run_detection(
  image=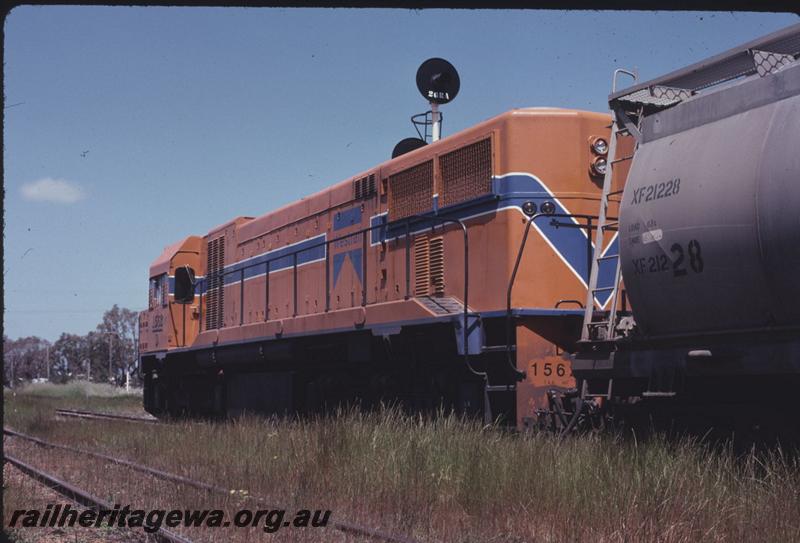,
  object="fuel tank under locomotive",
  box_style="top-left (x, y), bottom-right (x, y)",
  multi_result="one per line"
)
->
top-left (619, 62), bottom-right (800, 337)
